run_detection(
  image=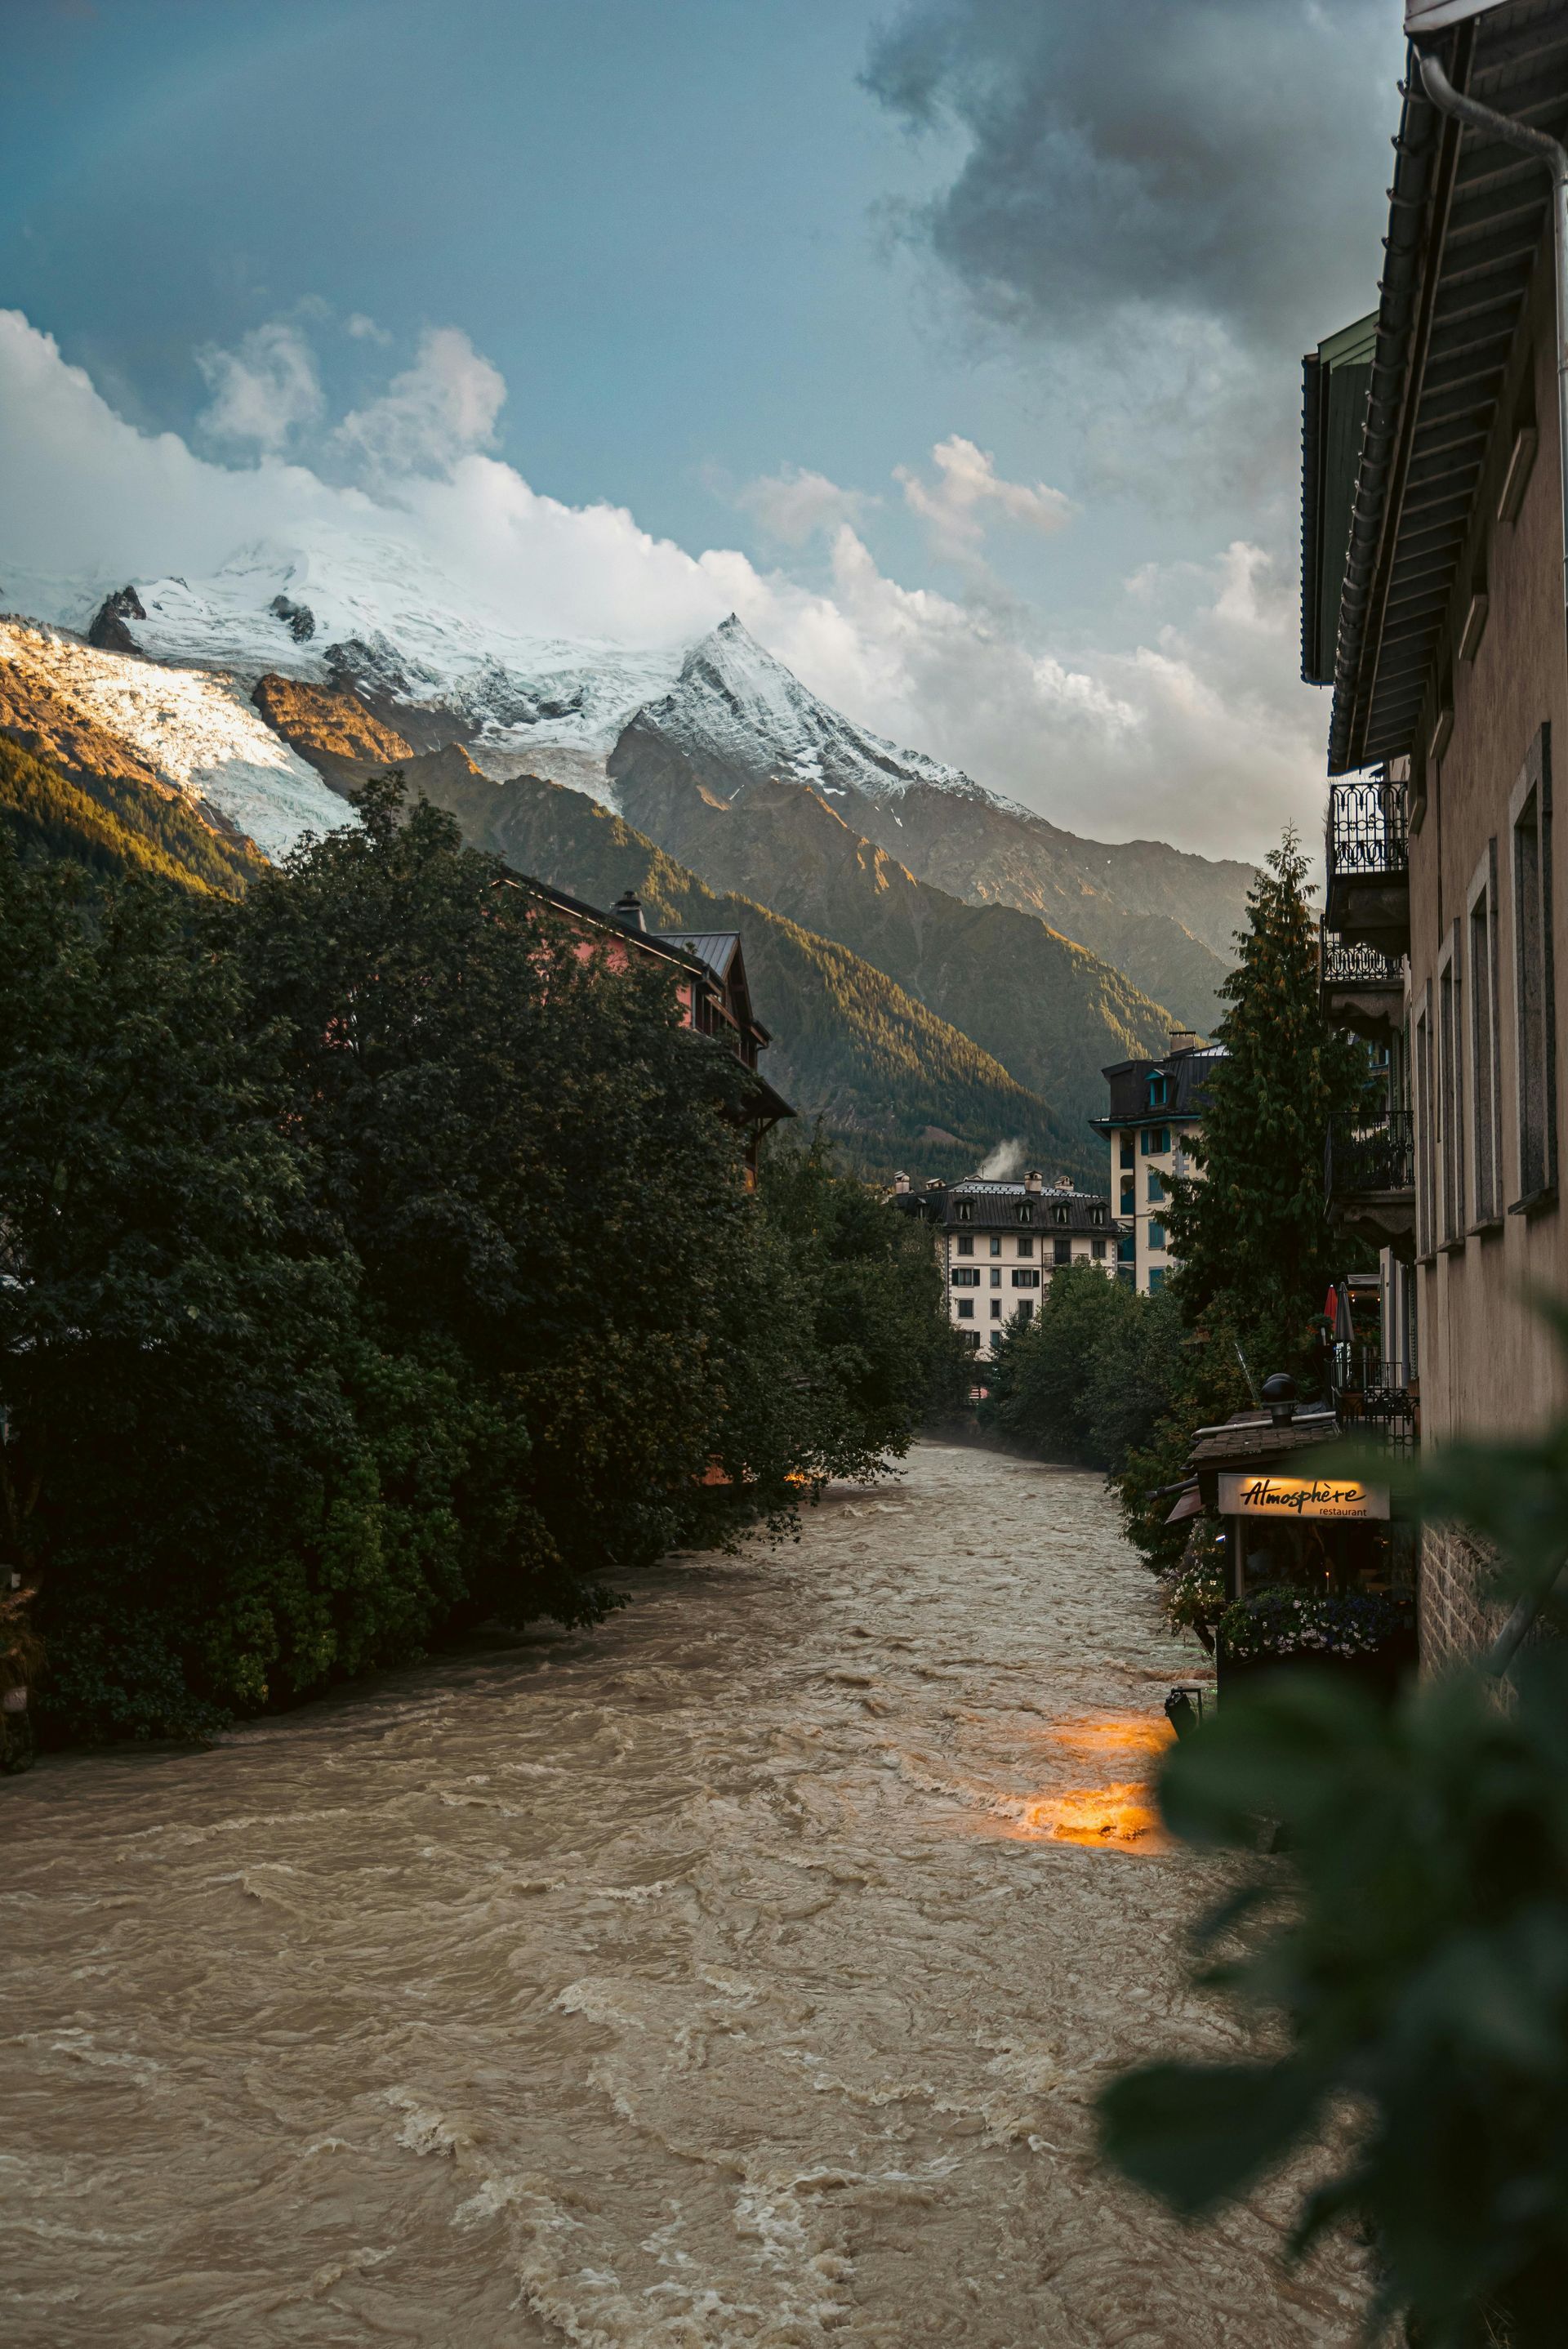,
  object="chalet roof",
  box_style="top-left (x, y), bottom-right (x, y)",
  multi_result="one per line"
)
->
top-left (656, 930), bottom-right (742, 979)
top-left (652, 929), bottom-right (770, 1045)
